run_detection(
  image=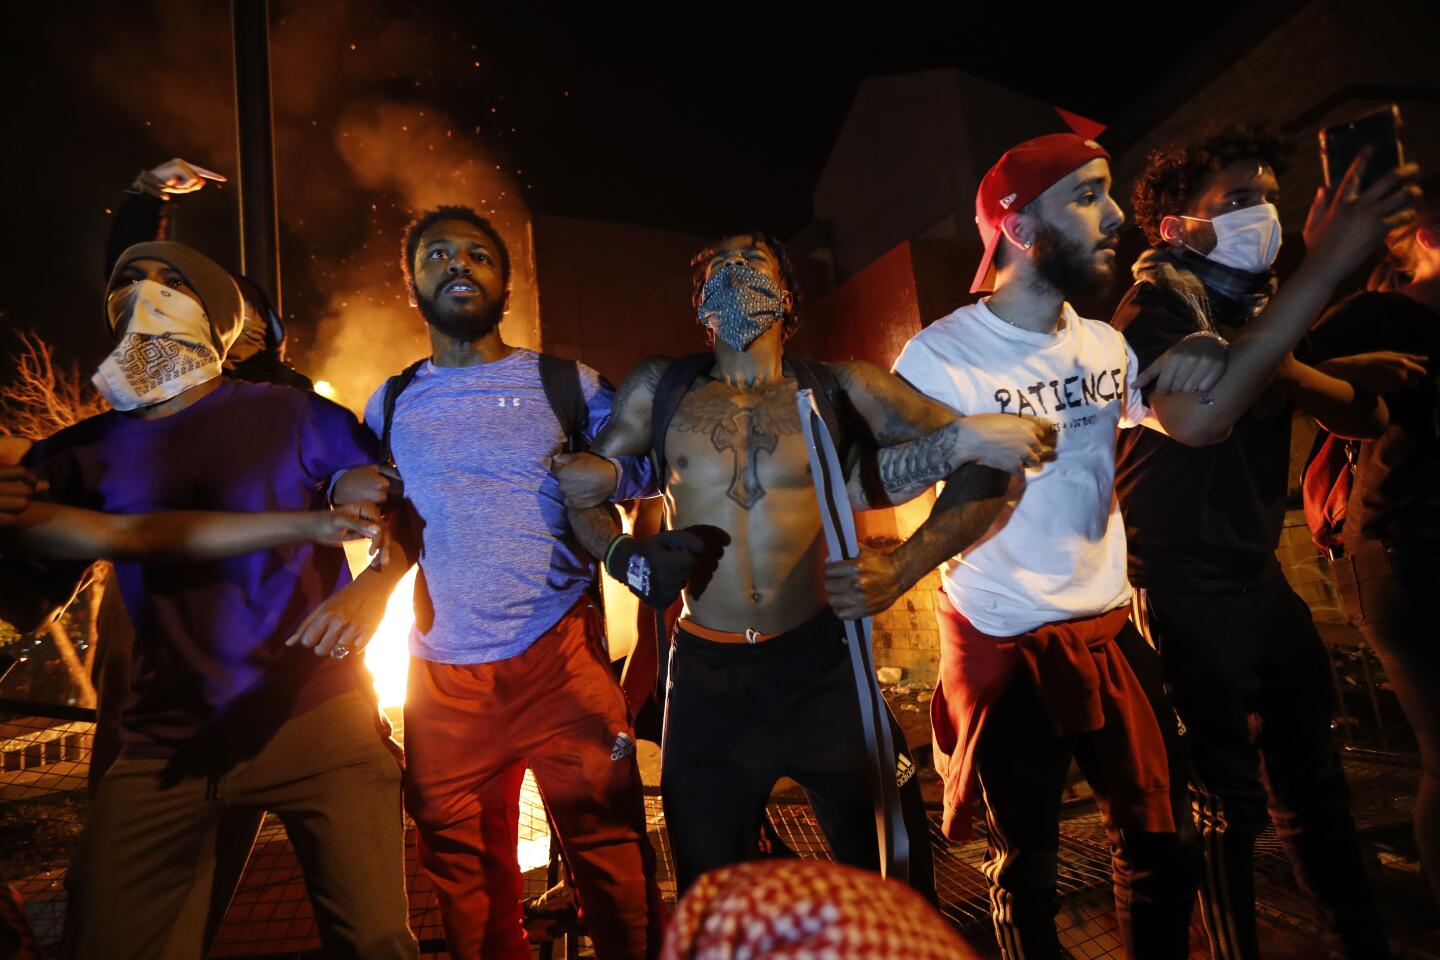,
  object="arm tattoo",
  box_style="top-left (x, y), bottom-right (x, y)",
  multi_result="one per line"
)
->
top-left (671, 382), bottom-right (801, 509)
top-left (590, 356), bottom-right (668, 458)
top-left (852, 418), bottom-right (970, 508)
top-left (832, 361), bottom-right (952, 447)
top-left (568, 502), bottom-right (623, 562)
top-left (888, 463), bottom-right (1009, 591)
